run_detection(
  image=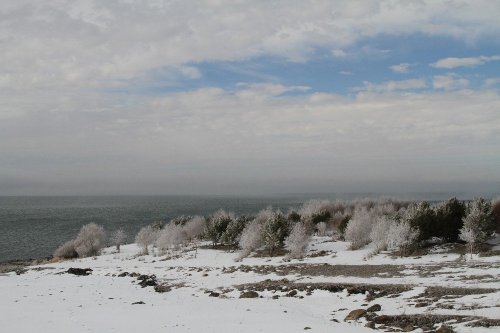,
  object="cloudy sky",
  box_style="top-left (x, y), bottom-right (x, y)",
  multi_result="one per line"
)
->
top-left (1, 0), bottom-right (499, 196)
